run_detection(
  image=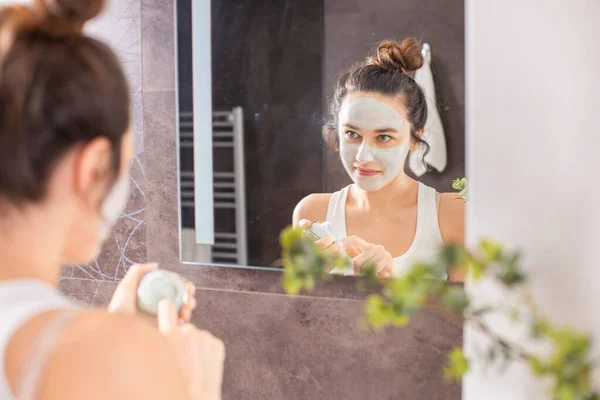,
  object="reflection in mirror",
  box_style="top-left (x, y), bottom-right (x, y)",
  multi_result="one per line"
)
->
top-left (177, 0), bottom-right (466, 280)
